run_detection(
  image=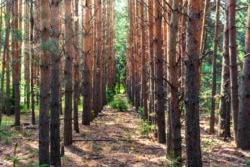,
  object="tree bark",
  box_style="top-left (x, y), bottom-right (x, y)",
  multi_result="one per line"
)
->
top-left (12, 0), bottom-right (21, 126)
top-left (184, 0), bottom-right (202, 166)
top-left (228, 0), bottom-right (238, 141)
top-left (82, 0), bottom-right (93, 125)
top-left (64, 0), bottom-right (73, 146)
top-left (154, 0), bottom-right (166, 144)
top-left (219, 2), bottom-right (231, 139)
top-left (39, 0), bottom-right (50, 165)
top-left (167, 0), bottom-right (182, 163)
top-left (50, 0), bottom-right (61, 166)
top-left (237, 4), bottom-right (250, 150)
top-left (210, 0), bottom-right (220, 134)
